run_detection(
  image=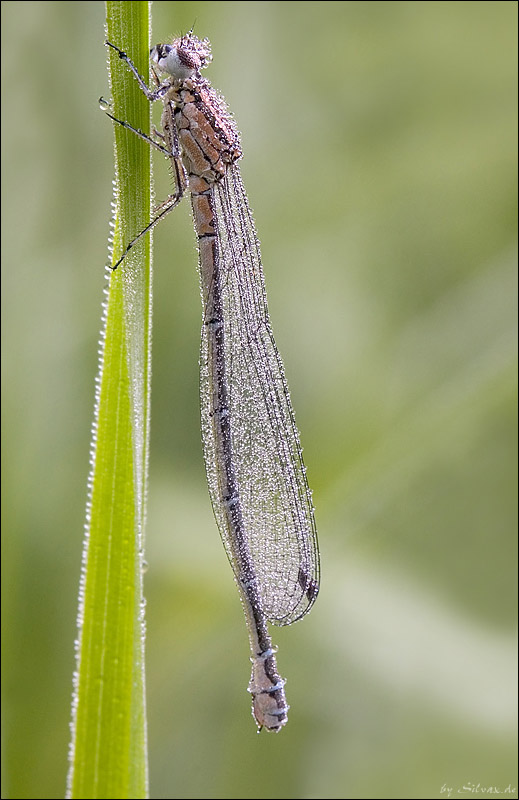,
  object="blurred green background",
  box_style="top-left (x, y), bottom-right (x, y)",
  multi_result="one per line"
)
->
top-left (1, 1), bottom-right (517, 798)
